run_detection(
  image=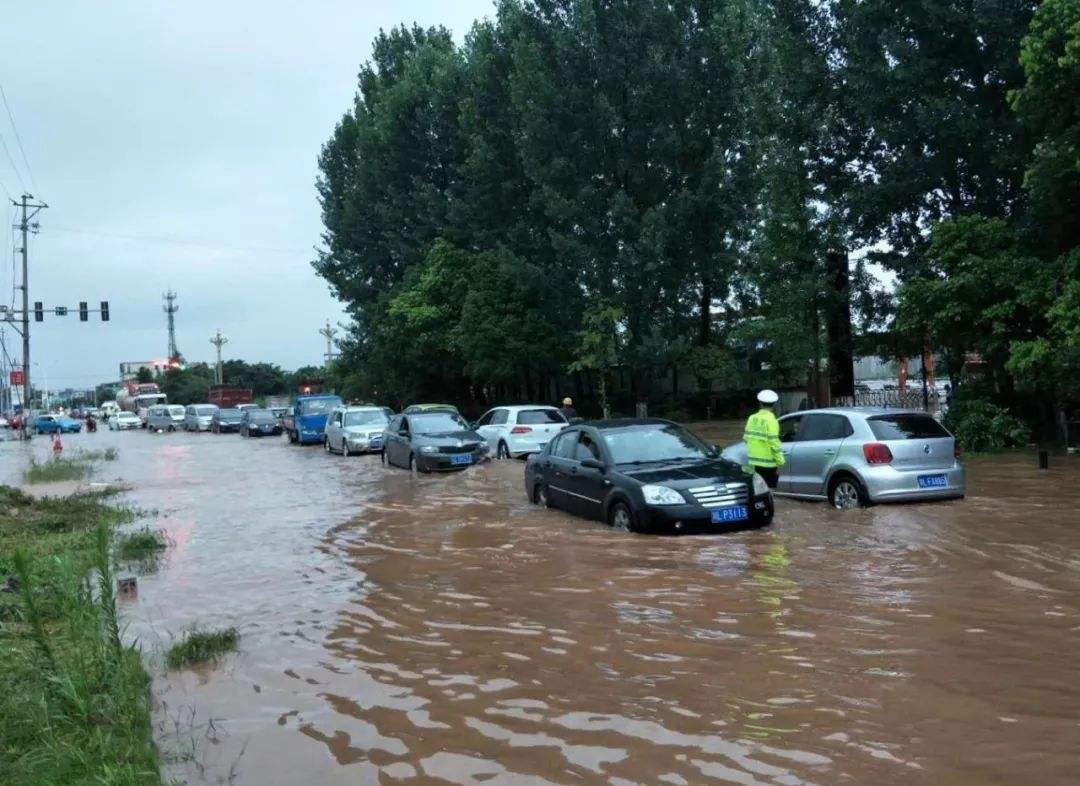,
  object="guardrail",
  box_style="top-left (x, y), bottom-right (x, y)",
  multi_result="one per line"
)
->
top-left (834, 389), bottom-right (942, 411)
